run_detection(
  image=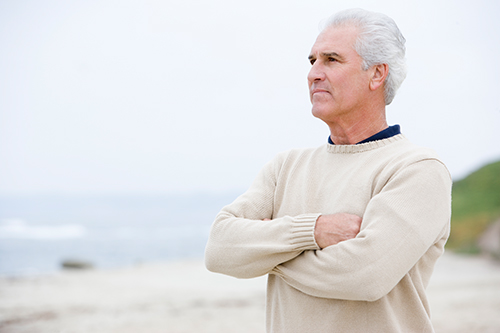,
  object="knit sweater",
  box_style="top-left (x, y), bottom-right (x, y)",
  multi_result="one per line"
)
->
top-left (205, 134), bottom-right (452, 333)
